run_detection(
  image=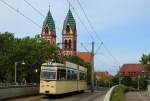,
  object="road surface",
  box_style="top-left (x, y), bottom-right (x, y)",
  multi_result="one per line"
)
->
top-left (125, 91), bottom-right (150, 101)
top-left (7, 90), bottom-right (106, 101)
